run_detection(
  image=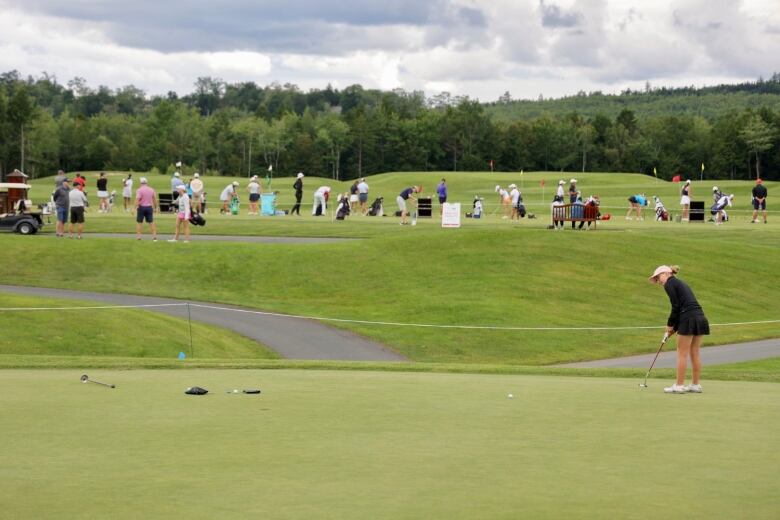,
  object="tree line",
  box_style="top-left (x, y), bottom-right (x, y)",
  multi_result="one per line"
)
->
top-left (0, 70), bottom-right (778, 181)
